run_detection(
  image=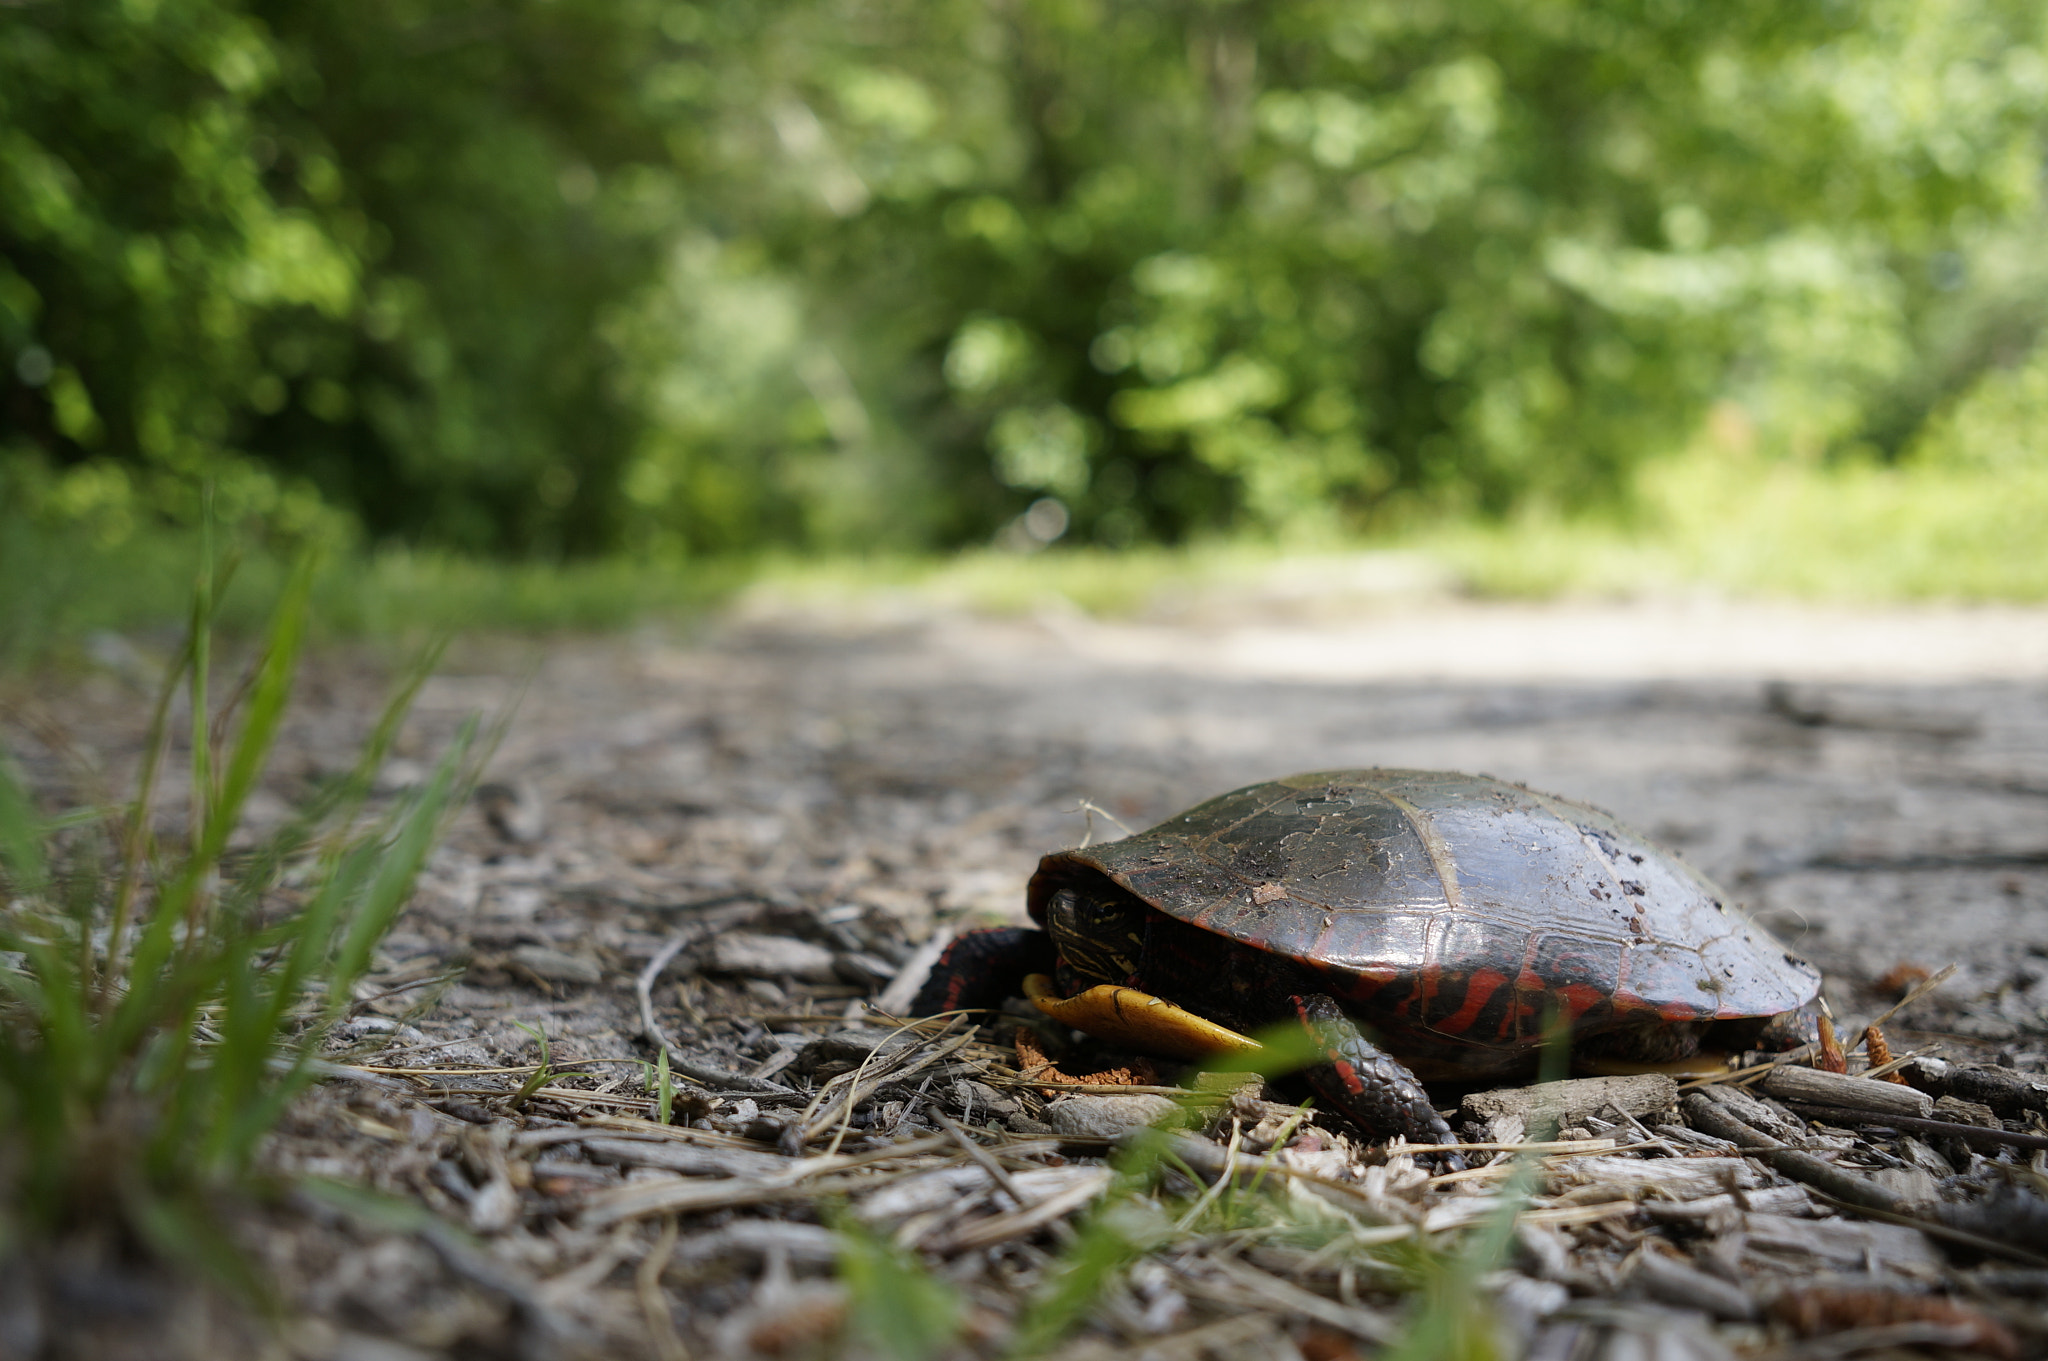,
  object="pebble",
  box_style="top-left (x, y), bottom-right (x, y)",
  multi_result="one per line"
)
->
top-left (509, 945), bottom-right (602, 985)
top-left (706, 932), bottom-right (841, 983)
top-left (1044, 1093), bottom-right (1180, 1139)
